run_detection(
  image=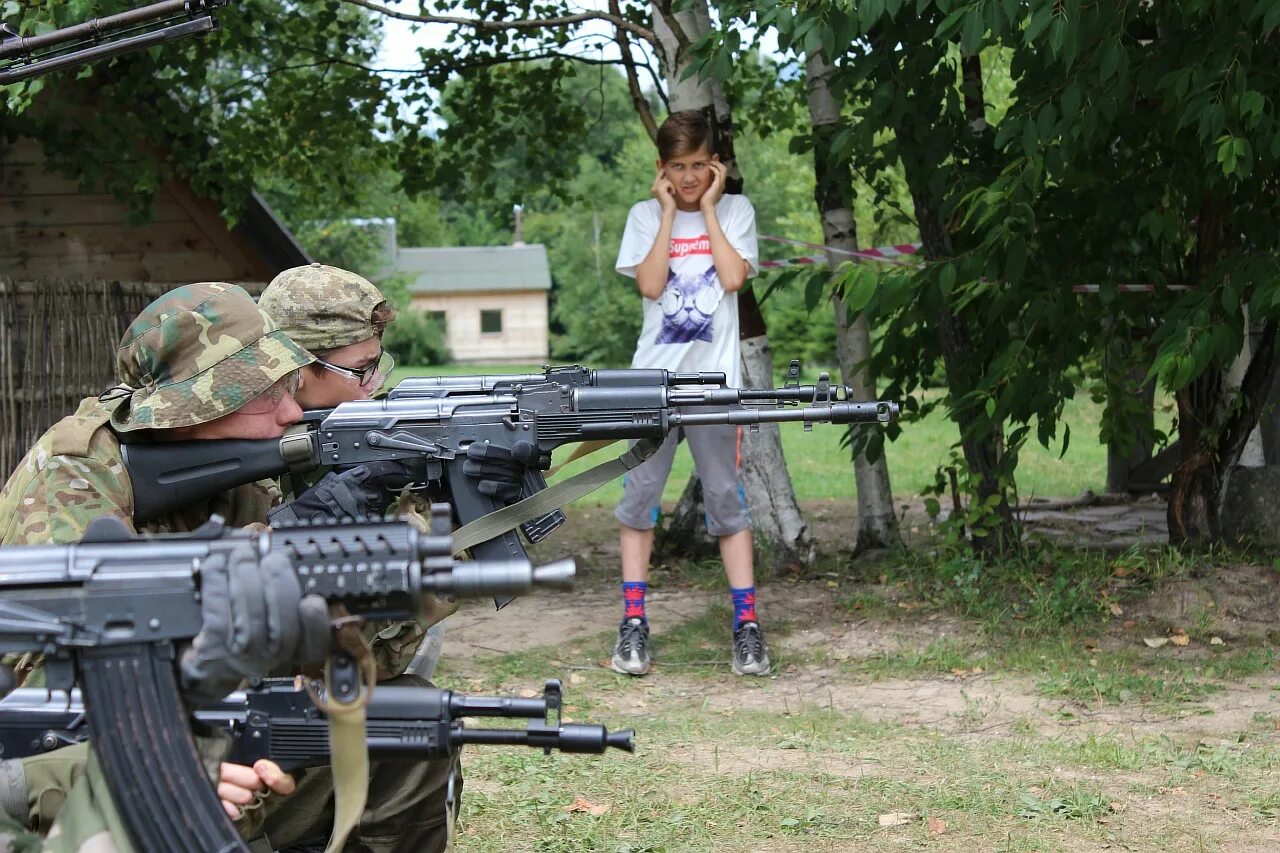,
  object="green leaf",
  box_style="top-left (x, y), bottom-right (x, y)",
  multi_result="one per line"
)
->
top-left (1266, 1), bottom-right (1280, 31)
top-left (1099, 41), bottom-right (1120, 80)
top-left (961, 11), bottom-right (986, 54)
top-left (985, 397), bottom-right (996, 418)
top-left (934, 7), bottom-right (968, 39)
top-left (940, 263), bottom-right (957, 296)
top-left (1061, 84), bottom-right (1082, 117)
top-left (1048, 19), bottom-right (1066, 56)
top-left (804, 272), bottom-right (827, 311)
top-left (1004, 235), bottom-right (1027, 282)
top-left (1025, 5), bottom-right (1052, 43)
top-left (846, 268), bottom-right (879, 312)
